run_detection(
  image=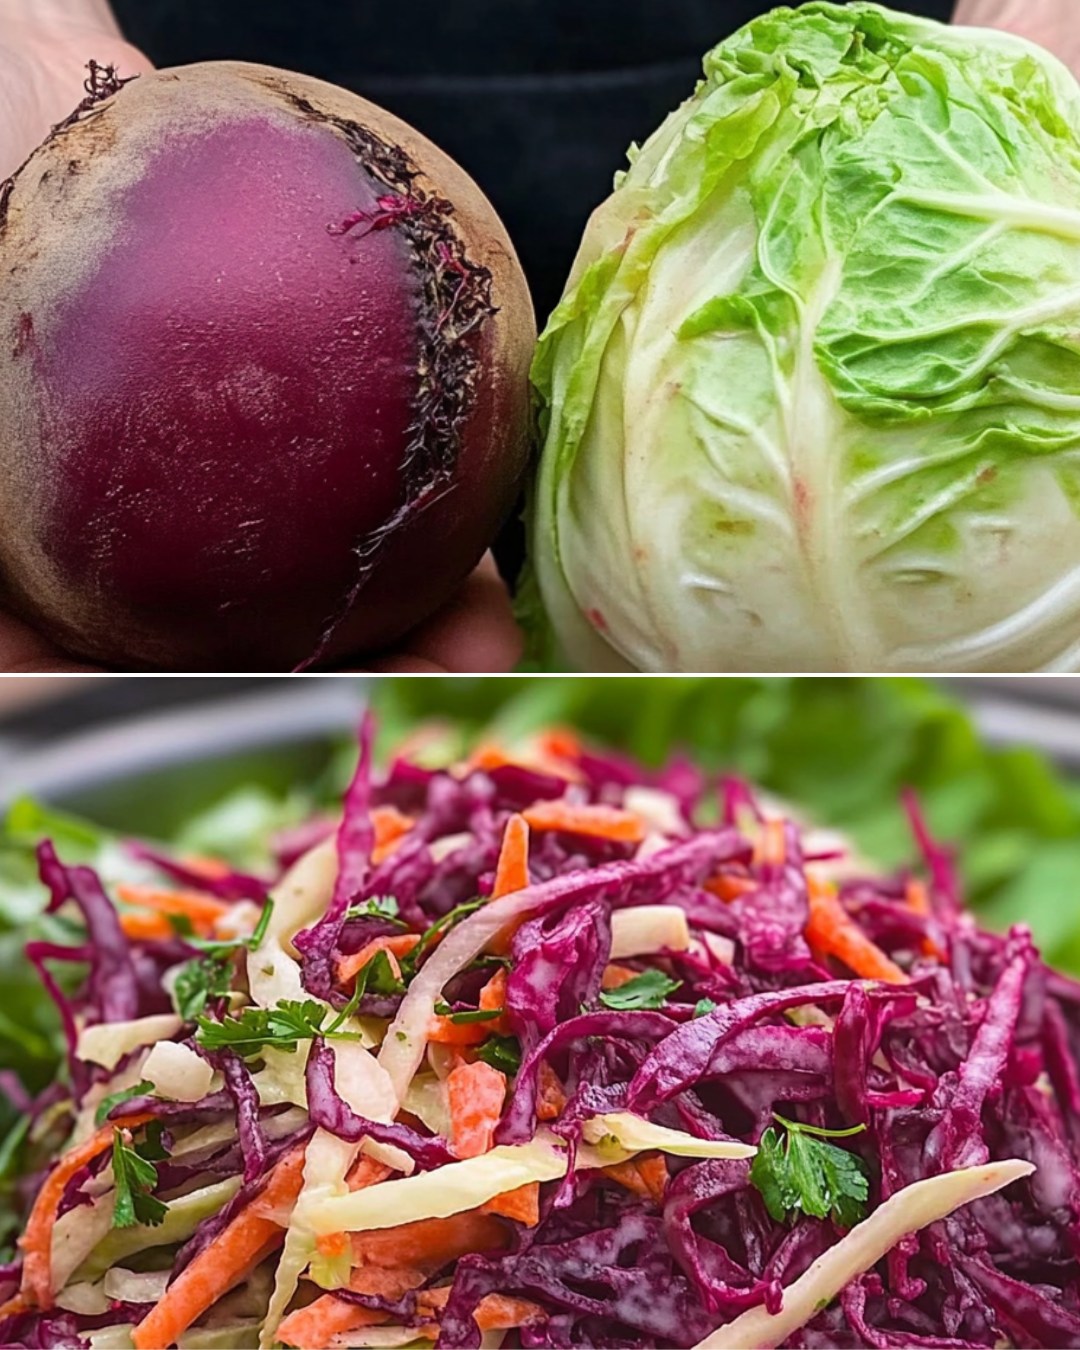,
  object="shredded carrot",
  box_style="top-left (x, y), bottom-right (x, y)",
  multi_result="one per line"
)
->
top-left (905, 879), bottom-right (946, 961)
top-left (418, 1286), bottom-right (545, 1331)
top-left (115, 884), bottom-right (230, 933)
top-left (536, 1061), bottom-right (568, 1121)
top-left (346, 1155), bottom-right (393, 1190)
top-left (492, 814), bottom-right (530, 899)
top-left (754, 818), bottom-right (787, 866)
top-left (704, 872), bottom-right (758, 902)
top-left (337, 933), bottom-right (420, 987)
top-left (0, 1294), bottom-right (26, 1320)
top-left (118, 911), bottom-right (176, 941)
top-left (447, 1061), bottom-right (507, 1159)
top-left (180, 854), bottom-right (230, 880)
top-left (481, 1181), bottom-right (541, 1226)
top-left (315, 1232), bottom-right (349, 1260)
top-left (131, 1145), bottom-right (307, 1350)
top-left (522, 801), bottom-right (645, 843)
top-left (428, 968), bottom-right (506, 1045)
top-left (278, 1265), bottom-right (425, 1349)
top-left (18, 1113), bottom-right (154, 1310)
top-left (535, 728), bottom-right (581, 764)
top-left (601, 1154), bottom-right (669, 1204)
top-left (806, 878), bottom-right (909, 985)
top-left (350, 1210), bottom-right (508, 1271)
top-left (371, 805), bottom-right (415, 864)
top-left (601, 962), bottom-right (640, 990)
